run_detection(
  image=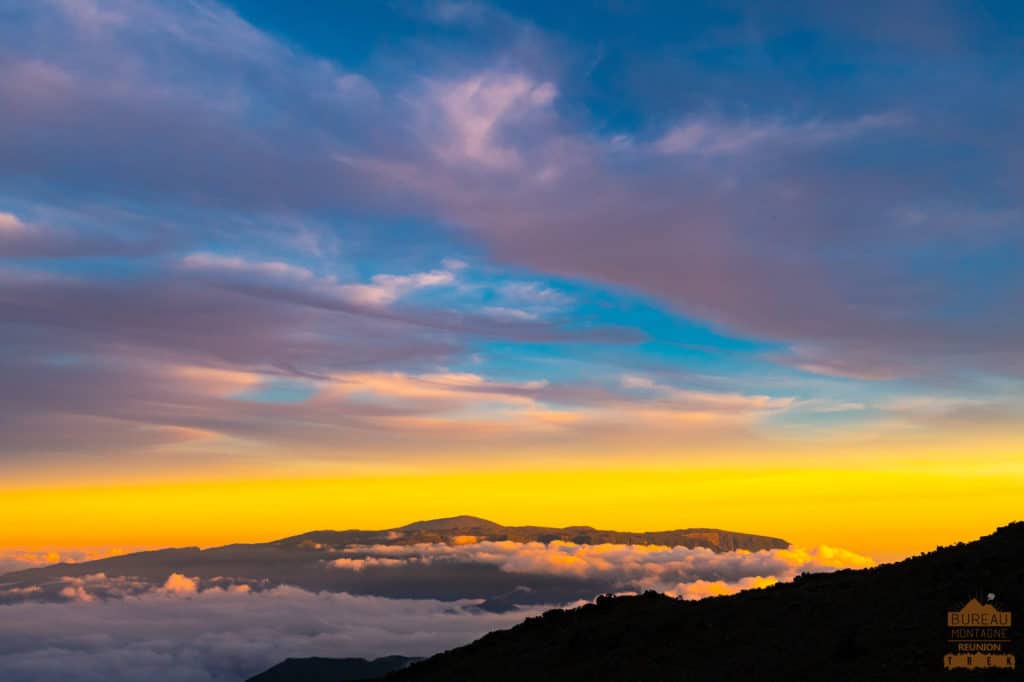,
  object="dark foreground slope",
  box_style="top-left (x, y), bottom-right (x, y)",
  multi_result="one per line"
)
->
top-left (247, 656), bottom-right (419, 682)
top-left (390, 522), bottom-right (1024, 682)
